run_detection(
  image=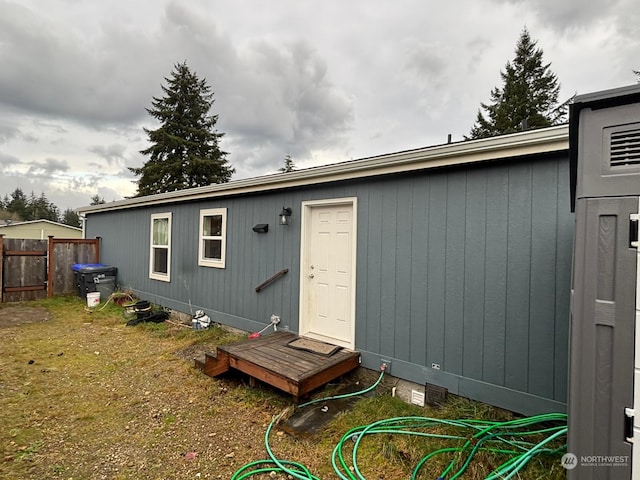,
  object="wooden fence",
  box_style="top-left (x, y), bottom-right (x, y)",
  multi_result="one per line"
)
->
top-left (0, 235), bottom-right (100, 302)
